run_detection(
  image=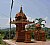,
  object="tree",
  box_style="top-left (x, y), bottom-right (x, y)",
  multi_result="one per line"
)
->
top-left (35, 18), bottom-right (46, 27)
